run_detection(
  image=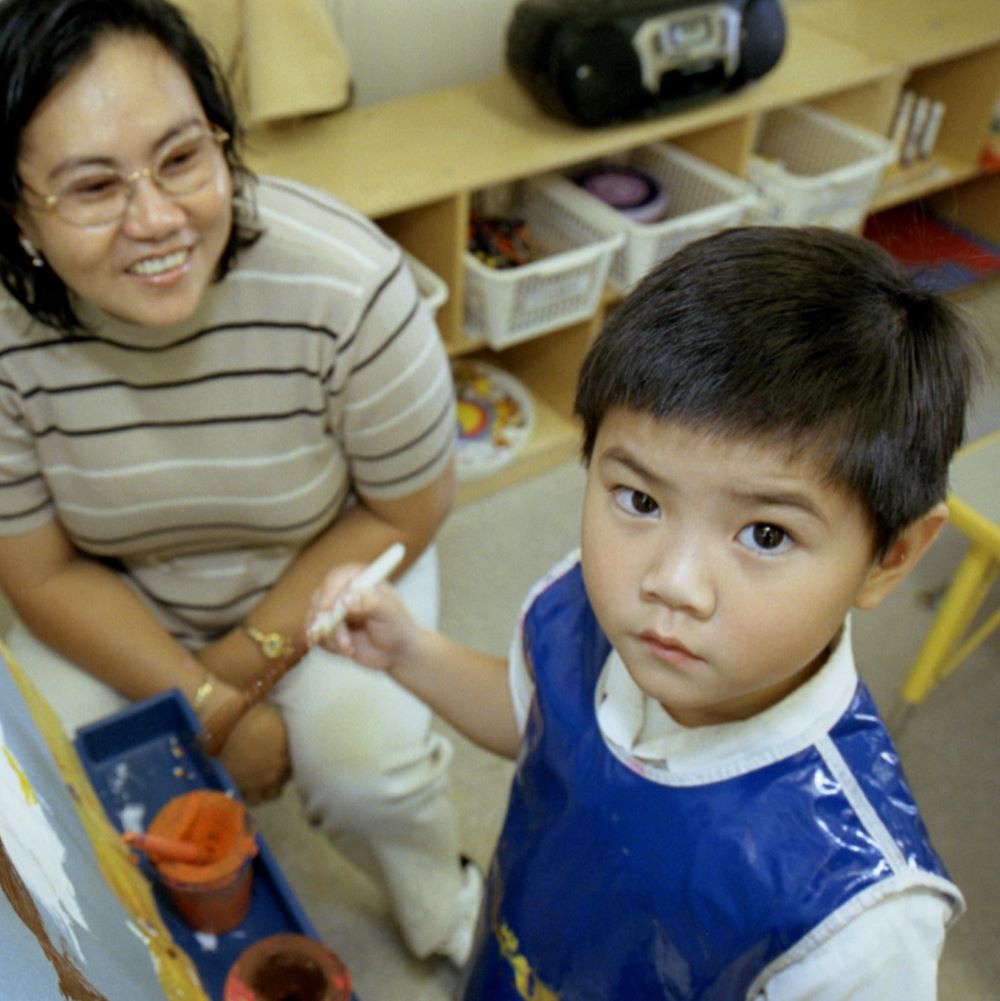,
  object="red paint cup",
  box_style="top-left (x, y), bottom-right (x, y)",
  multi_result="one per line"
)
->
top-left (146, 790), bottom-right (258, 934)
top-left (223, 934), bottom-right (352, 1001)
